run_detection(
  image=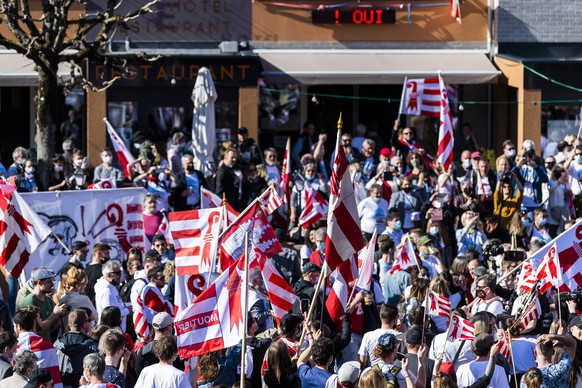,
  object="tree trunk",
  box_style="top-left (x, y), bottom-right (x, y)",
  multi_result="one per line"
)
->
top-left (34, 67), bottom-right (60, 174)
